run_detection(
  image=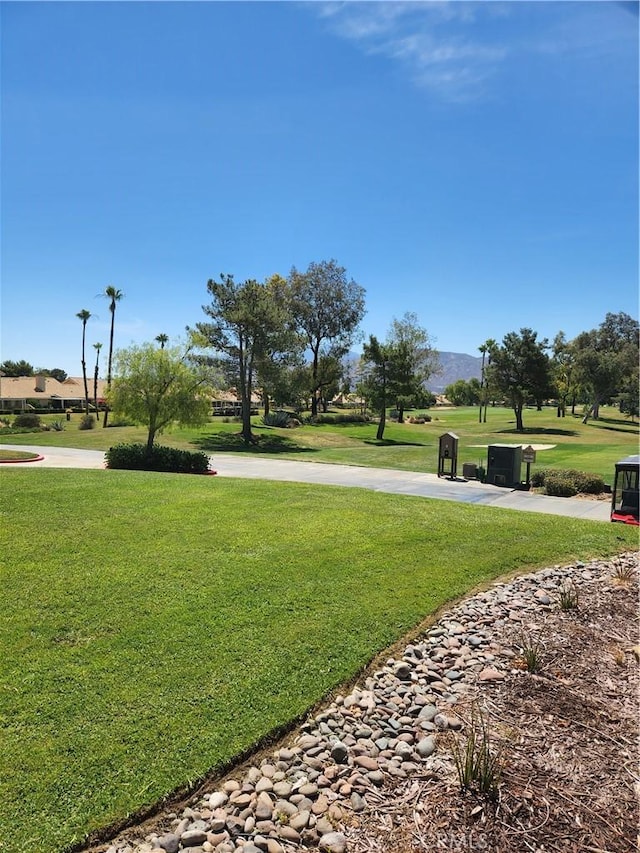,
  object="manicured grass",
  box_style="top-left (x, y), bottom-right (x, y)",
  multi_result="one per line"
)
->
top-left (4, 405), bottom-right (636, 481)
top-left (1, 468), bottom-right (636, 853)
top-left (0, 449), bottom-right (40, 461)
